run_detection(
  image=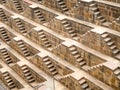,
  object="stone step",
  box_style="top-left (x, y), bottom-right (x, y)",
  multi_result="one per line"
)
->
top-left (70, 33), bottom-right (77, 37)
top-left (28, 78), bottom-right (35, 83)
top-left (115, 53), bottom-right (120, 60)
top-left (114, 69), bottom-right (120, 75)
top-left (64, 23), bottom-right (70, 27)
top-left (76, 58), bottom-right (84, 62)
top-left (26, 75), bottom-right (33, 80)
top-left (24, 72), bottom-right (31, 76)
top-left (4, 76), bottom-right (10, 80)
top-left (92, 7), bottom-right (98, 11)
top-left (40, 34), bottom-right (46, 38)
top-left (21, 48), bottom-right (28, 51)
top-left (58, 1), bottom-right (64, 5)
top-left (79, 61), bottom-right (86, 66)
top-left (49, 67), bottom-right (56, 72)
top-left (21, 66), bottom-right (28, 70)
top-left (68, 30), bottom-right (75, 34)
top-left (23, 69), bottom-right (29, 74)
top-left (47, 64), bottom-right (54, 69)
top-left (110, 45), bottom-right (117, 50)
top-left (43, 57), bottom-right (49, 62)
top-left (24, 52), bottom-right (31, 57)
top-left (107, 41), bottom-right (114, 46)
top-left (104, 37), bottom-right (111, 42)
top-left (69, 46), bottom-right (76, 51)
top-left (0, 49), bottom-right (7, 53)
top-left (19, 26), bottom-right (25, 30)
top-left (52, 70), bottom-right (58, 75)
top-left (44, 40), bottom-right (50, 44)
top-left (81, 83), bottom-right (89, 89)
top-left (17, 41), bottom-right (24, 45)
top-left (3, 54), bottom-right (10, 58)
top-left (79, 79), bottom-right (86, 85)
top-left (18, 44), bottom-right (25, 48)
top-left (45, 61), bottom-right (52, 65)
top-left (7, 82), bottom-right (15, 88)
top-left (94, 11), bottom-right (100, 16)
top-left (61, 5), bottom-right (67, 8)
top-left (71, 51), bottom-right (79, 55)
top-left (113, 49), bottom-right (119, 55)
top-left (62, 20), bottom-right (67, 24)
top-left (45, 43), bottom-right (52, 48)
top-left (38, 15), bottom-right (44, 19)
top-left (100, 18), bottom-right (106, 23)
top-left (34, 10), bottom-right (40, 14)
top-left (3, 72), bottom-right (9, 77)
top-left (65, 27), bottom-right (72, 30)
top-left (74, 54), bottom-right (80, 59)
top-left (38, 31), bottom-right (44, 35)
top-left (117, 75), bottom-right (120, 80)
top-left (89, 3), bottom-right (97, 7)
top-left (6, 79), bottom-right (12, 83)
top-left (97, 16), bottom-right (103, 19)
top-left (101, 33), bottom-right (108, 38)
top-left (5, 57), bottom-right (11, 61)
